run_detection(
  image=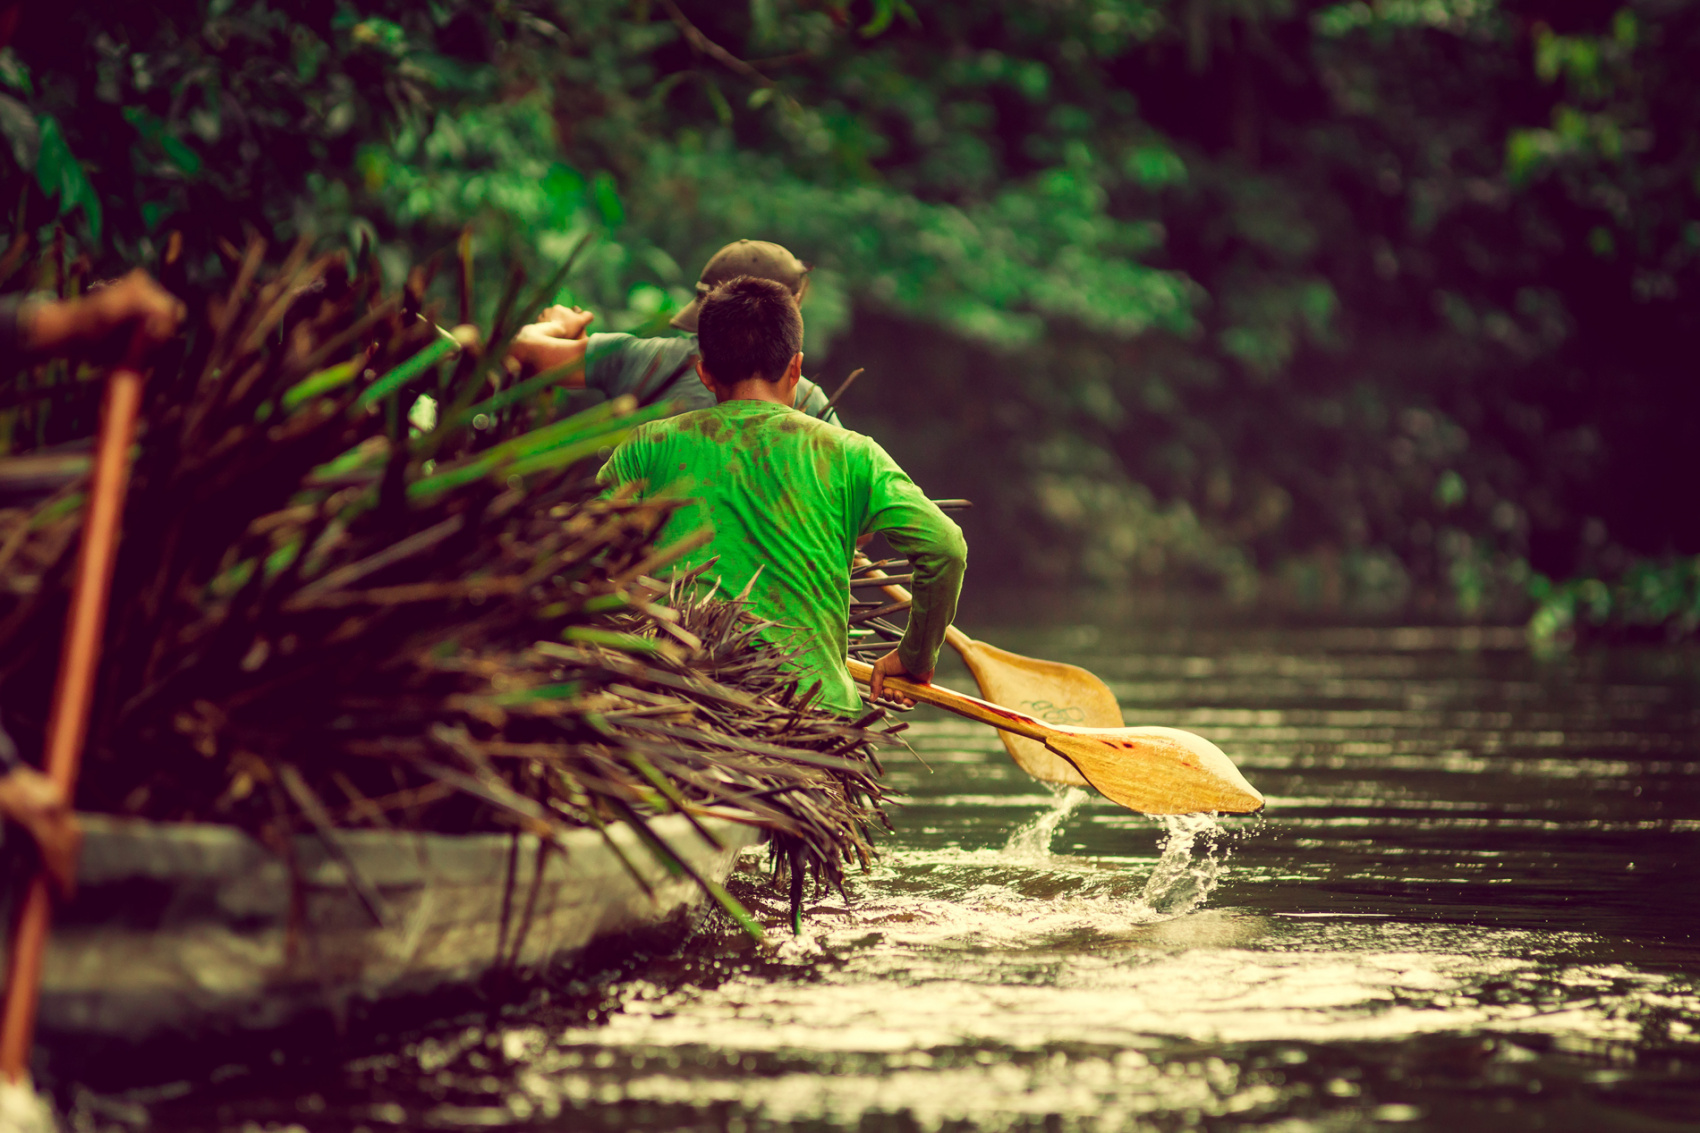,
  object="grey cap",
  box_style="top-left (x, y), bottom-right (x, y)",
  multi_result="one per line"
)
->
top-left (669, 240), bottom-right (810, 332)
